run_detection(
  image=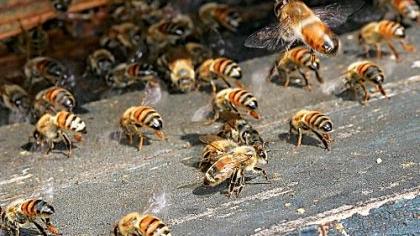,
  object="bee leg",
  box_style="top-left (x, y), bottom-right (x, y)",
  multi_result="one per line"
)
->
top-left (314, 131), bottom-right (330, 151)
top-left (375, 43), bottom-right (382, 59)
top-left (228, 169), bottom-right (241, 197)
top-left (210, 80), bottom-right (217, 95)
top-left (386, 41), bottom-right (400, 61)
top-left (313, 69), bottom-right (323, 84)
top-left (377, 84), bottom-right (388, 99)
top-left (283, 71), bottom-right (290, 88)
top-left (61, 132), bottom-right (72, 157)
top-left (138, 132), bottom-right (145, 150)
top-left (46, 141), bottom-right (54, 155)
top-left (221, 77), bottom-right (232, 88)
top-left (31, 220), bottom-right (48, 236)
top-left (298, 69), bottom-right (310, 90)
top-left (360, 82), bottom-right (370, 104)
top-left (266, 64), bottom-right (276, 82)
top-left (296, 128), bottom-right (303, 148)
top-left (253, 167), bottom-right (269, 182)
top-left (43, 218), bottom-right (61, 235)
top-left (400, 40), bottom-right (415, 52)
